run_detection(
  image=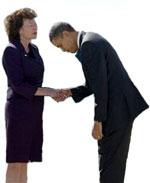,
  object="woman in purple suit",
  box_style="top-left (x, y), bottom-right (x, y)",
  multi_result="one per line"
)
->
top-left (2, 8), bottom-right (63, 183)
